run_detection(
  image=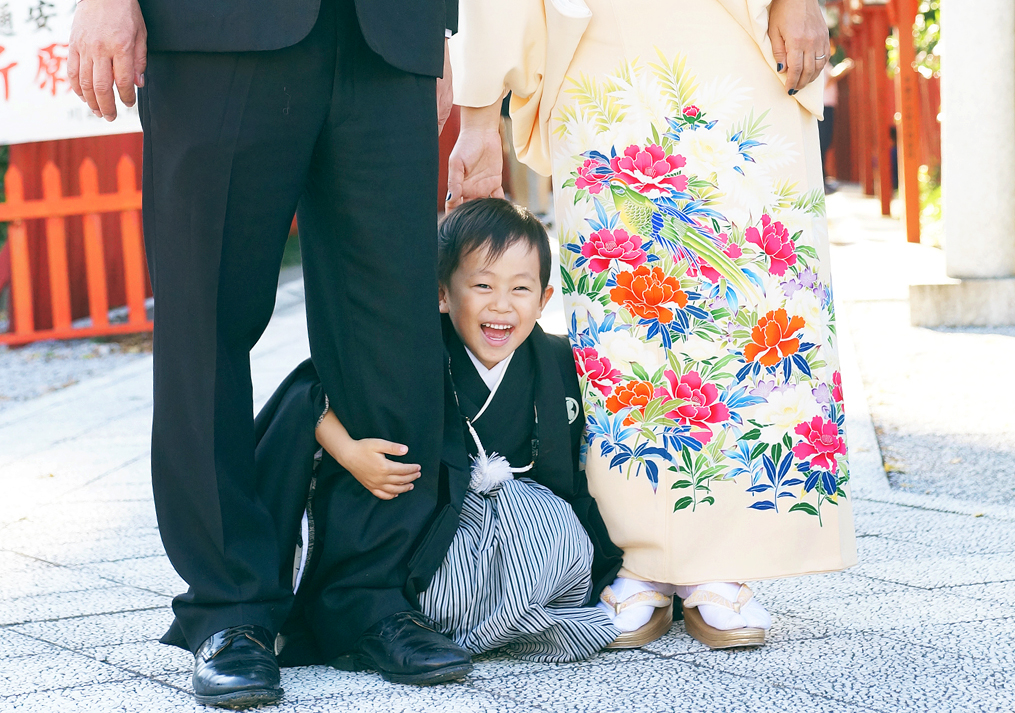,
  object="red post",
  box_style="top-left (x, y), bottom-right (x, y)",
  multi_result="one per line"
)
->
top-left (4, 166), bottom-right (34, 337)
top-left (42, 162), bottom-right (73, 331)
top-left (869, 7), bottom-right (894, 217)
top-left (117, 156), bottom-right (147, 327)
top-left (79, 158), bottom-right (110, 328)
top-left (893, 0), bottom-right (922, 242)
